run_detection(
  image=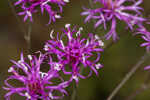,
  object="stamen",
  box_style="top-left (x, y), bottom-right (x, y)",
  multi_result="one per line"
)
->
top-left (28, 55), bottom-right (32, 60)
top-left (85, 39), bottom-right (89, 47)
top-left (25, 92), bottom-right (31, 99)
top-left (18, 60), bottom-right (22, 64)
top-left (68, 31), bottom-right (72, 40)
top-left (82, 54), bottom-right (86, 63)
top-left (65, 24), bottom-right (72, 40)
top-left (8, 67), bottom-right (14, 72)
top-left (95, 35), bottom-right (100, 40)
top-left (44, 45), bottom-right (49, 51)
top-left (60, 40), bottom-right (65, 49)
top-left (72, 75), bottom-right (78, 81)
top-left (95, 63), bottom-right (102, 70)
top-left (49, 93), bottom-right (54, 99)
top-left (42, 0), bottom-right (49, 5)
top-left (98, 40), bottom-right (104, 46)
top-left (65, 24), bottom-right (71, 28)
top-left (39, 72), bottom-right (48, 78)
top-left (76, 27), bottom-right (83, 36)
top-left (55, 14), bottom-right (61, 19)
top-left (50, 30), bottom-right (54, 39)
top-left (54, 63), bottom-right (62, 71)
top-left (26, 11), bottom-right (32, 17)
top-left (64, 0), bottom-right (69, 3)
top-left (18, 60), bottom-right (28, 71)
